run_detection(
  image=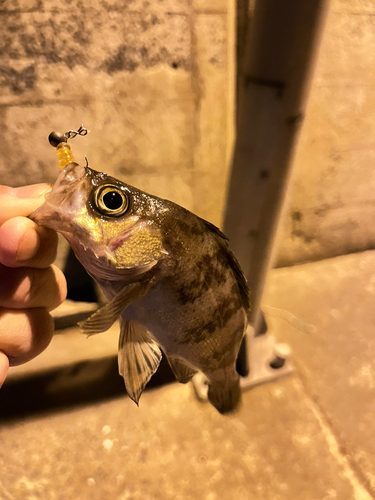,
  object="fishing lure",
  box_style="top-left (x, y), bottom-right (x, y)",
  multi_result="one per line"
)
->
top-left (48, 125), bottom-right (89, 169)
